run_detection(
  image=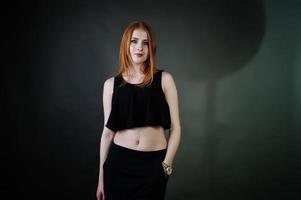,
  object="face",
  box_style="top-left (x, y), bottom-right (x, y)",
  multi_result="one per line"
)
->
top-left (129, 29), bottom-right (149, 66)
